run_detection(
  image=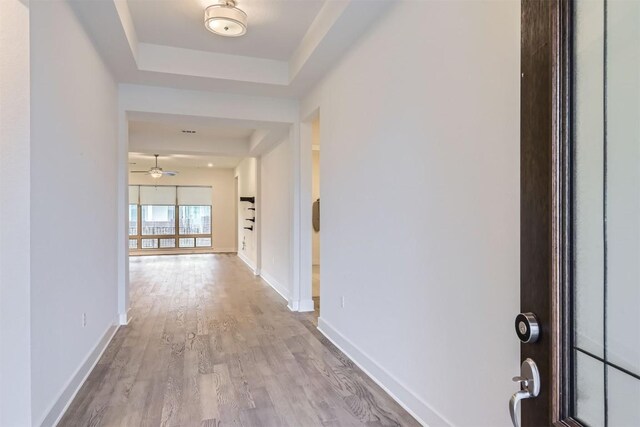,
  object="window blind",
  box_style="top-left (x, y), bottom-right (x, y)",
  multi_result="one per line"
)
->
top-left (139, 186), bottom-right (177, 205)
top-left (177, 186), bottom-right (212, 206)
top-left (128, 185), bottom-right (139, 204)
